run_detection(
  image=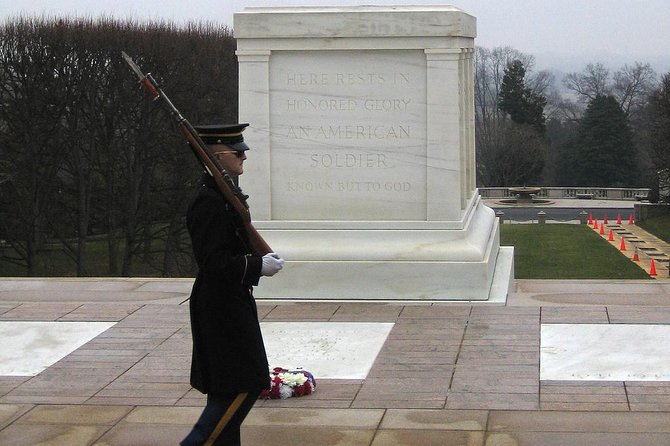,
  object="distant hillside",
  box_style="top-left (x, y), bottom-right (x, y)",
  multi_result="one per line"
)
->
top-left (533, 50), bottom-right (670, 74)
